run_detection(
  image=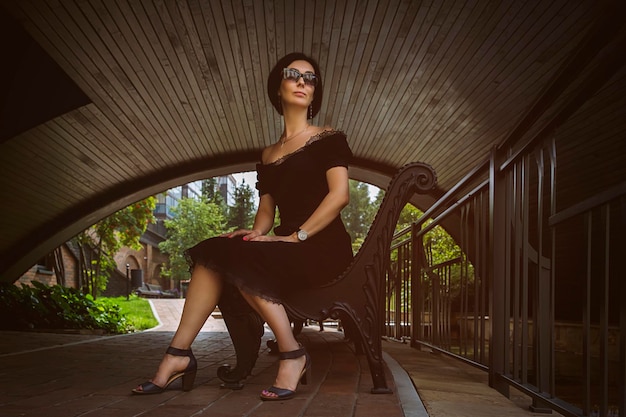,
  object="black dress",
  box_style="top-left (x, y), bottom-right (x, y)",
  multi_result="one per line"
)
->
top-left (185, 130), bottom-right (354, 304)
